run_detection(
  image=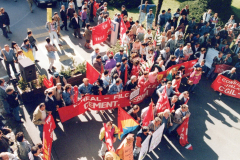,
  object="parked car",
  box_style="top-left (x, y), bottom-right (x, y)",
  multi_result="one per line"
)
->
top-left (34, 0), bottom-right (57, 7)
